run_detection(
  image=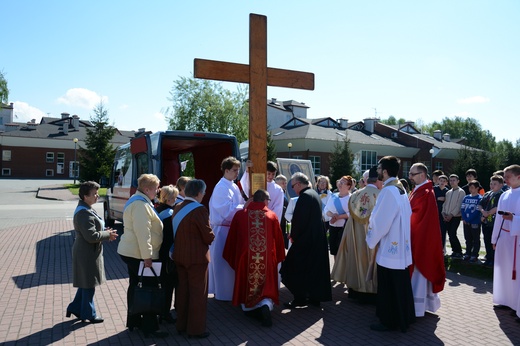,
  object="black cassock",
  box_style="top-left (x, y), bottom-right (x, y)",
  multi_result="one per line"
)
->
top-left (280, 187), bottom-right (332, 302)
